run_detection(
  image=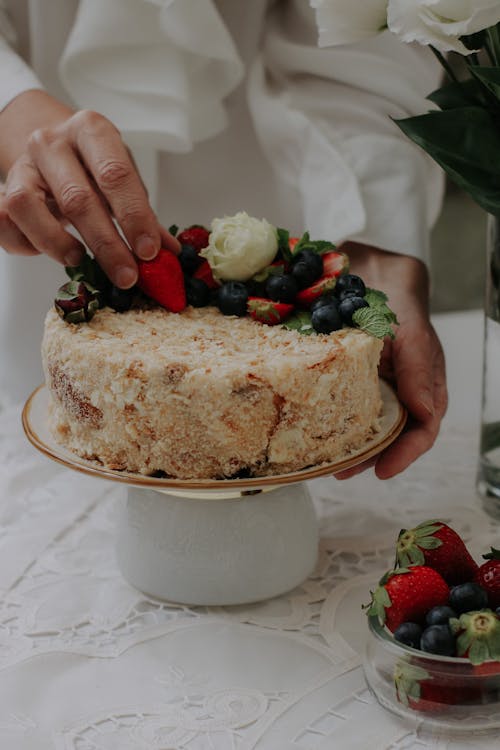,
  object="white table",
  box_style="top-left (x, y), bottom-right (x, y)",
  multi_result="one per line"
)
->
top-left (1, 309), bottom-right (498, 750)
